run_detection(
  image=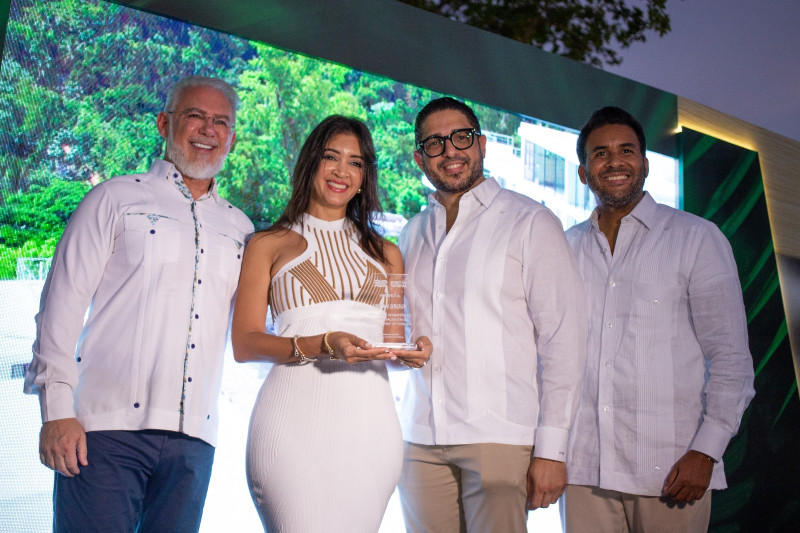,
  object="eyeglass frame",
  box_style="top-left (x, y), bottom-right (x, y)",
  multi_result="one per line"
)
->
top-left (417, 128), bottom-right (482, 158)
top-left (165, 109), bottom-right (235, 132)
